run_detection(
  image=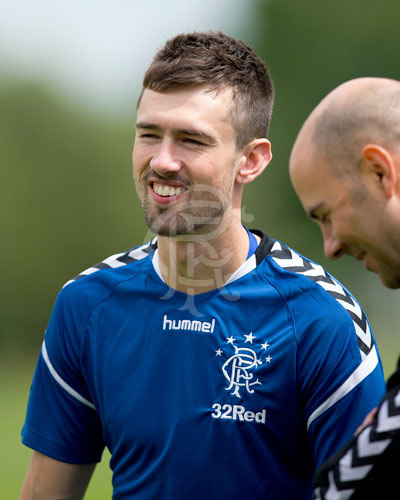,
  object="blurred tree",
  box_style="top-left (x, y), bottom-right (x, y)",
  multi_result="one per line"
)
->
top-left (0, 80), bottom-right (146, 352)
